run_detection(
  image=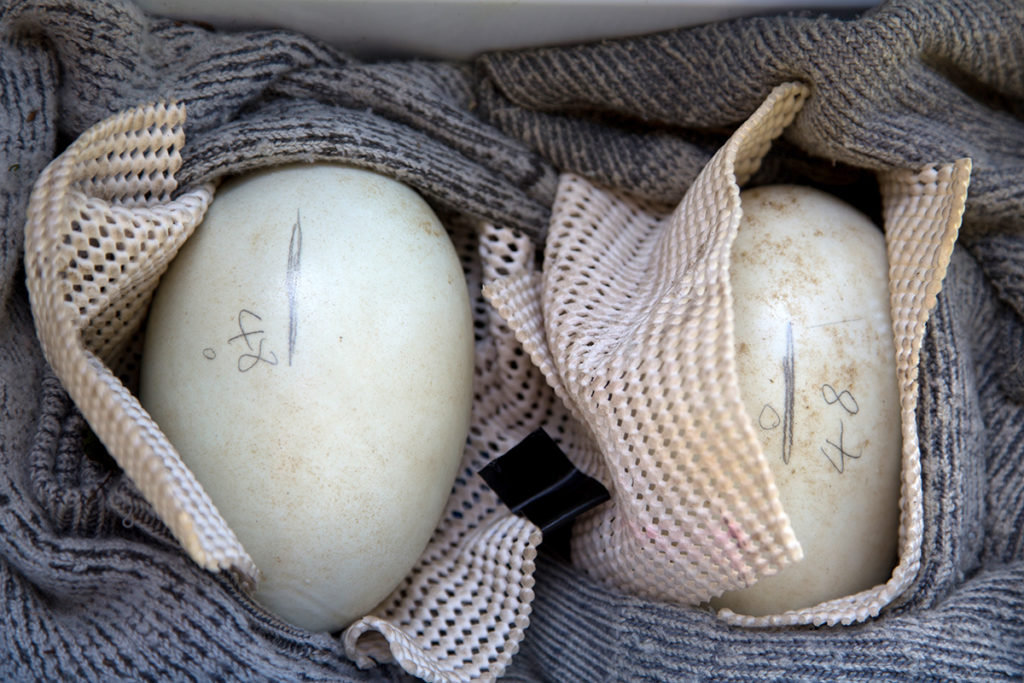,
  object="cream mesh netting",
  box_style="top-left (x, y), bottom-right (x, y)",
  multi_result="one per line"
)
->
top-left (21, 103), bottom-right (252, 576)
top-left (22, 82), bottom-right (970, 681)
top-left (485, 82), bottom-right (970, 627)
